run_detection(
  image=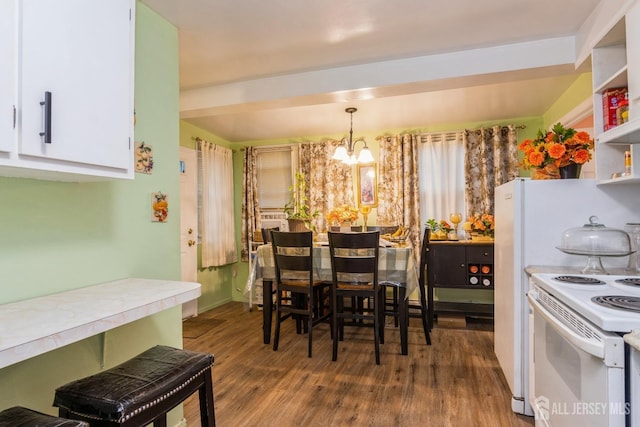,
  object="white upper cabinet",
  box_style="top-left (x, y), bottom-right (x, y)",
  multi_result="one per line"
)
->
top-left (0, 1), bottom-right (15, 155)
top-left (626, 1), bottom-right (640, 117)
top-left (589, 0), bottom-right (640, 184)
top-left (1, 0), bottom-right (135, 181)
